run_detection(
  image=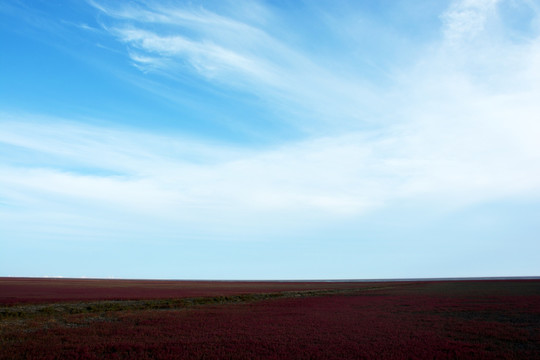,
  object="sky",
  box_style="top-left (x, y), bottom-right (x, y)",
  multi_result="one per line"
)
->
top-left (1, 0), bottom-right (539, 280)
